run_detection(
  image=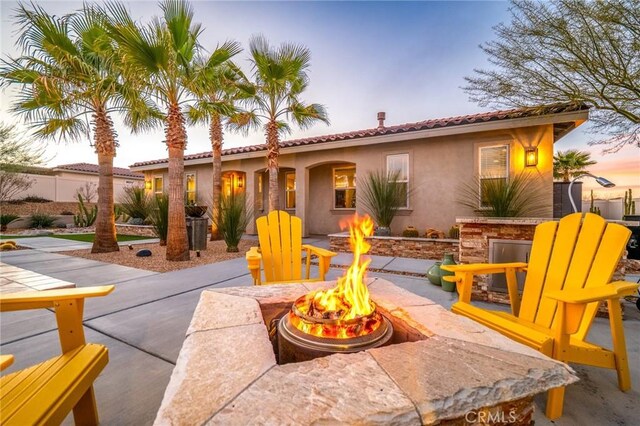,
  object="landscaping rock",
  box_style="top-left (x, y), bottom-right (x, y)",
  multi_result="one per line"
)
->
top-left (136, 249), bottom-right (152, 257)
top-left (128, 218), bottom-right (145, 225)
